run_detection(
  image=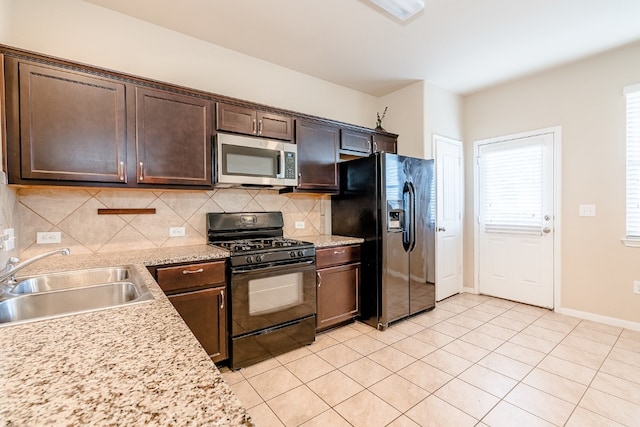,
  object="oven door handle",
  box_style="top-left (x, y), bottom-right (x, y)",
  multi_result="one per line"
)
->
top-left (231, 259), bottom-right (315, 274)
